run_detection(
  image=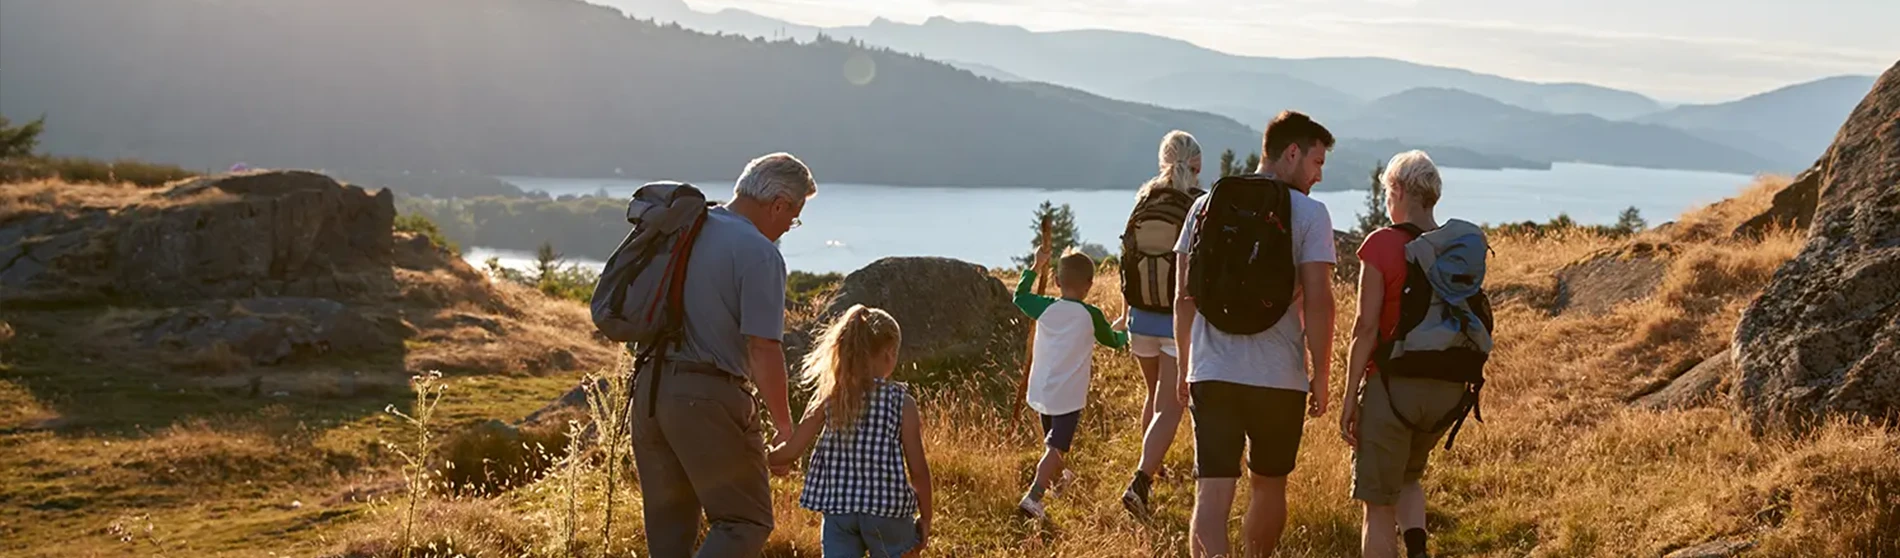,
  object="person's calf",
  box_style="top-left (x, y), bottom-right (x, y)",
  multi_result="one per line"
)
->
top-left (1398, 481), bottom-right (1429, 557)
top-left (1243, 474), bottom-right (1289, 557)
top-left (1192, 478), bottom-right (1239, 558)
top-left (1361, 502), bottom-right (1399, 558)
top-left (1028, 448), bottom-right (1066, 498)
